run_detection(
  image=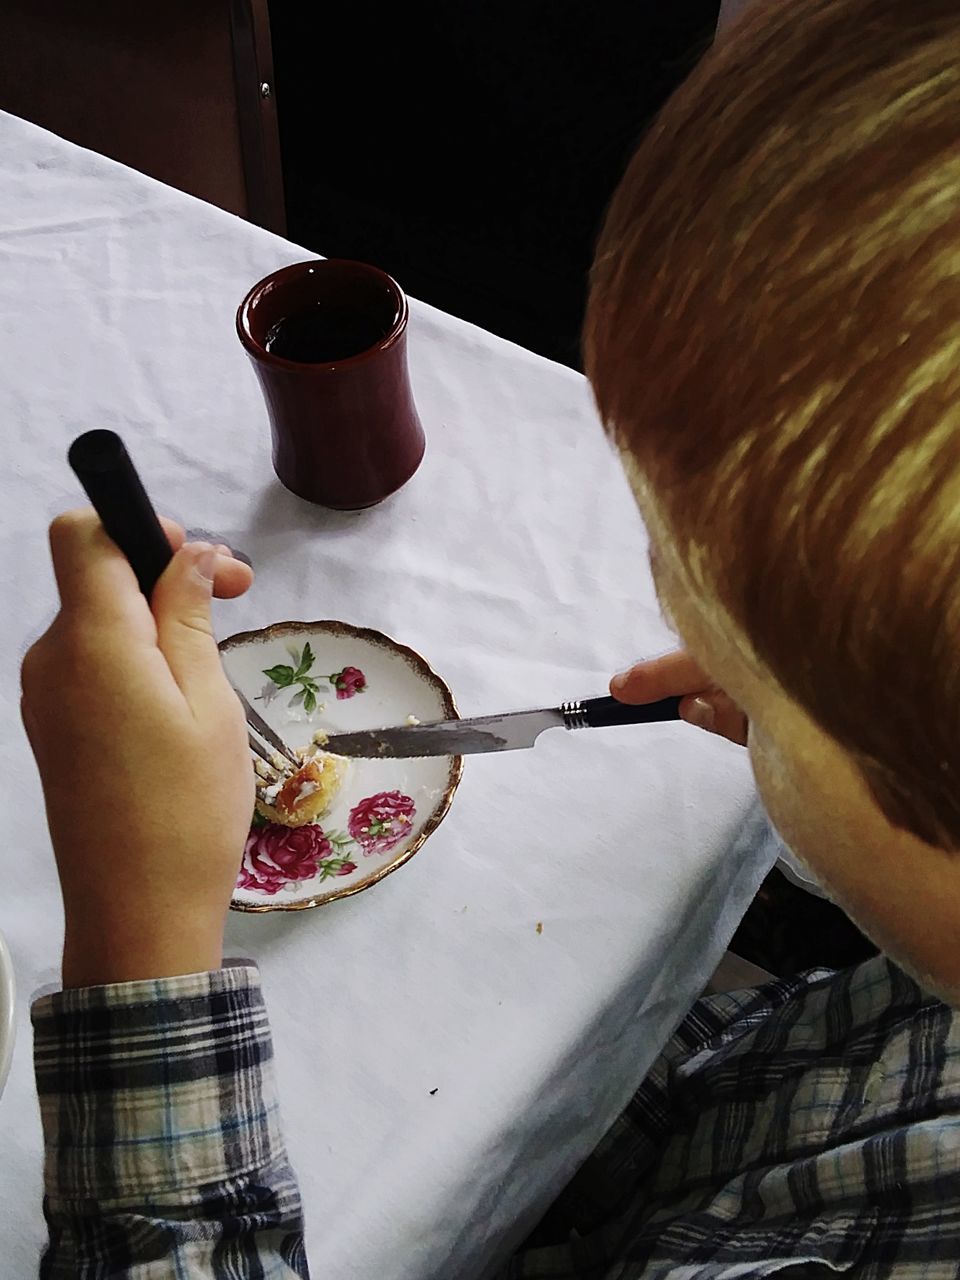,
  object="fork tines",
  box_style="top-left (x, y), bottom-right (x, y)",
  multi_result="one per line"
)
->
top-left (249, 730), bottom-right (300, 806)
top-left (239, 686), bottom-right (302, 809)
